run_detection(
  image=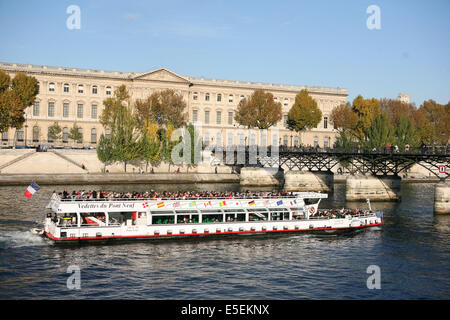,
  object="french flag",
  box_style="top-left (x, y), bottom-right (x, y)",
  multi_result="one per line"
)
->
top-left (24, 182), bottom-right (40, 199)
